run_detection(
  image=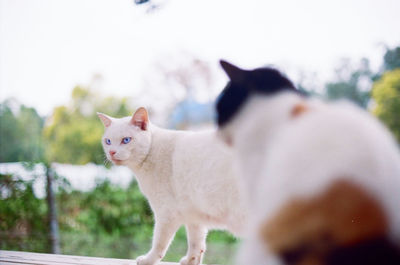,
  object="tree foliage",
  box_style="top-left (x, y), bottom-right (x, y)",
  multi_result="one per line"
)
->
top-left (325, 58), bottom-right (373, 108)
top-left (383, 46), bottom-right (400, 71)
top-left (0, 173), bottom-right (48, 252)
top-left (58, 180), bottom-right (153, 237)
top-left (0, 100), bottom-right (44, 162)
top-left (134, 0), bottom-right (150, 4)
top-left (43, 86), bottom-right (133, 165)
top-left (371, 69), bottom-right (400, 143)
